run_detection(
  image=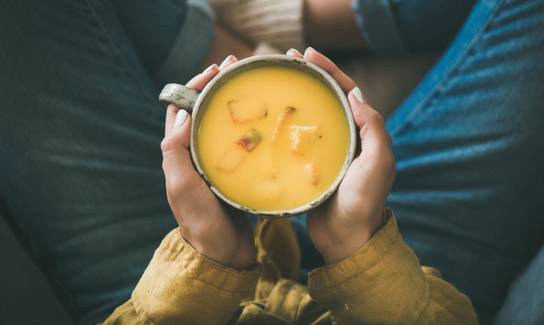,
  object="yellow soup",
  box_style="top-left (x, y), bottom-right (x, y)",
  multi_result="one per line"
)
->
top-left (197, 65), bottom-right (350, 211)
